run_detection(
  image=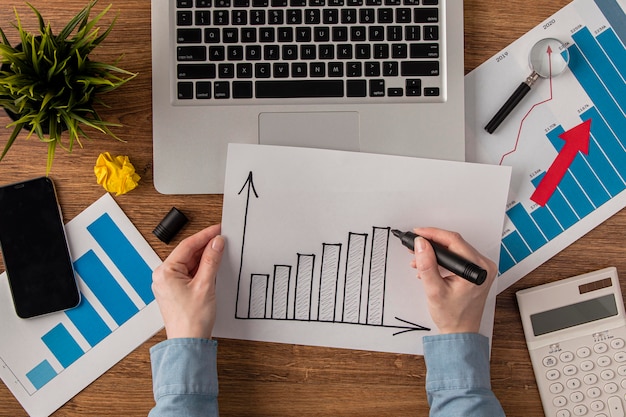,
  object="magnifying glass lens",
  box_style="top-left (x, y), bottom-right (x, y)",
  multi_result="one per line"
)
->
top-left (529, 38), bottom-right (569, 78)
